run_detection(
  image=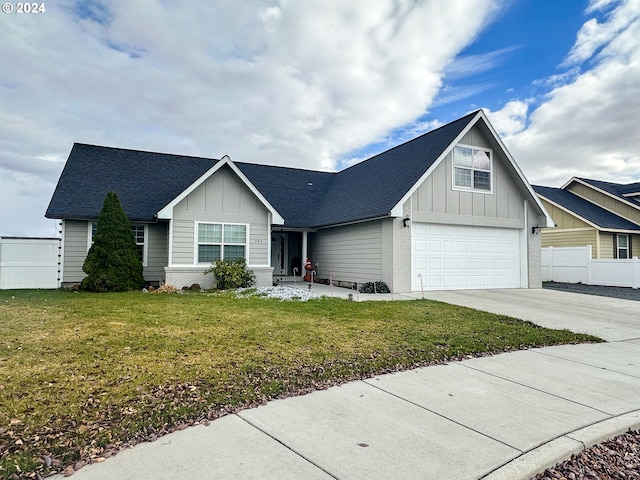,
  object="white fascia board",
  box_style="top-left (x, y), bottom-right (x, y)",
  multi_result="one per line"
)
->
top-left (560, 177), bottom-right (580, 190)
top-left (476, 110), bottom-right (554, 227)
top-left (156, 160), bottom-right (226, 219)
top-left (226, 161), bottom-right (285, 224)
top-left (565, 177), bottom-right (640, 212)
top-left (156, 156), bottom-right (285, 224)
top-left (389, 110), bottom-right (484, 217)
top-left (536, 194), bottom-right (601, 230)
top-left (605, 228), bottom-right (640, 234)
top-left (390, 110), bottom-right (555, 227)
